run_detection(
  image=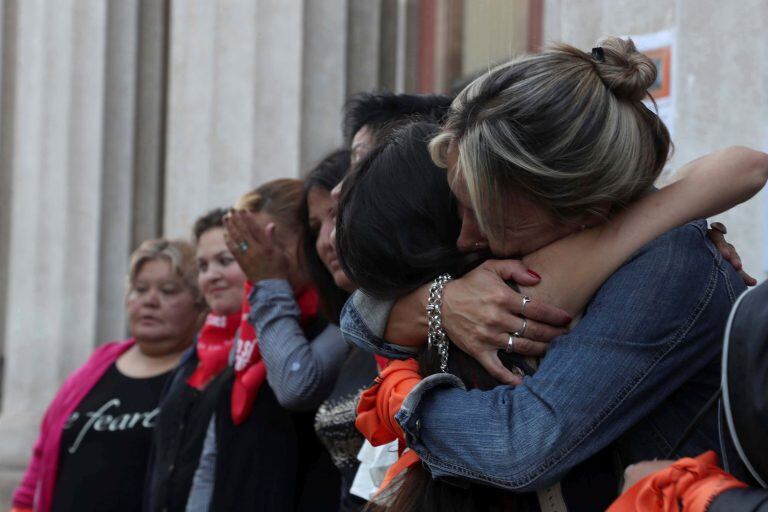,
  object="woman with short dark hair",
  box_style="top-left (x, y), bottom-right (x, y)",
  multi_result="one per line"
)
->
top-left (144, 208), bottom-right (248, 512)
top-left (343, 91), bottom-right (452, 165)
